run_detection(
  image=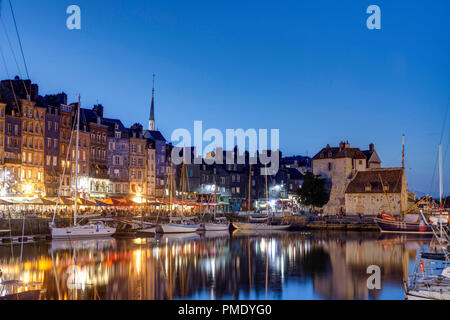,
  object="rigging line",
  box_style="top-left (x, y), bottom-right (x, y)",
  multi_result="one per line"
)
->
top-left (8, 0), bottom-right (28, 79)
top-left (0, 15), bottom-right (28, 97)
top-left (0, 44), bottom-right (20, 113)
top-left (429, 99), bottom-right (450, 195)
